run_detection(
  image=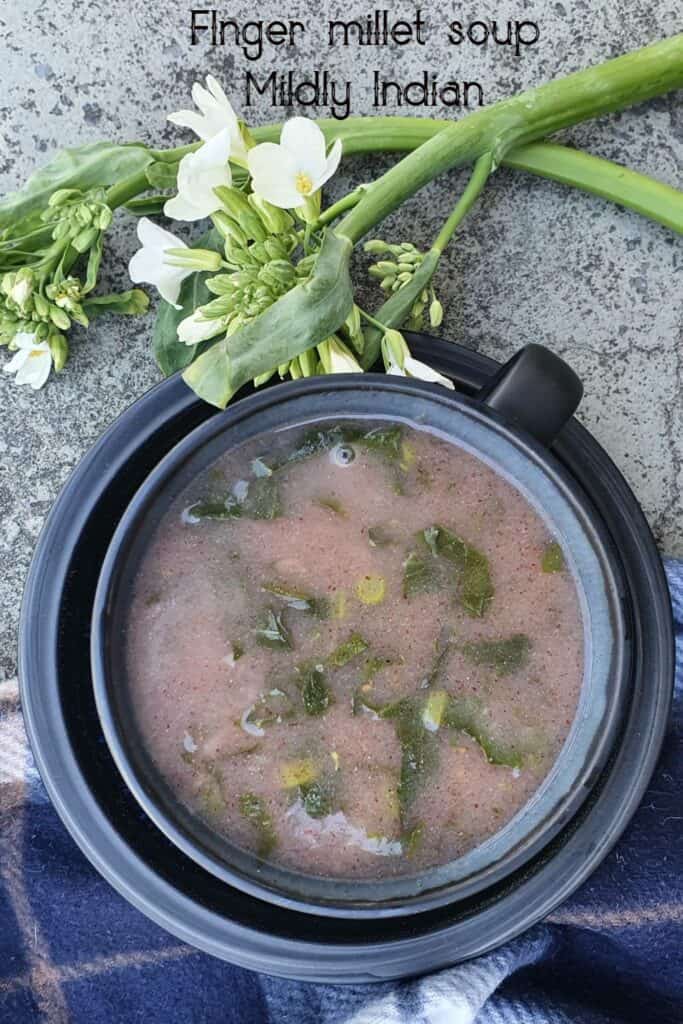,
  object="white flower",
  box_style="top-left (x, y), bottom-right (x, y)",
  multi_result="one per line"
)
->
top-left (247, 117), bottom-right (342, 210)
top-left (168, 75), bottom-right (248, 163)
top-left (128, 218), bottom-right (192, 308)
top-left (3, 333), bottom-right (52, 390)
top-left (318, 336), bottom-right (362, 374)
top-left (177, 309), bottom-right (229, 346)
top-left (402, 356), bottom-right (455, 389)
top-left (164, 129), bottom-right (232, 222)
